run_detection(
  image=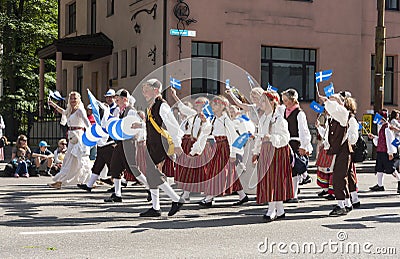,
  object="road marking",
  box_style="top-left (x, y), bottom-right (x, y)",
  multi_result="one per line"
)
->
top-left (20, 228), bottom-right (135, 235)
